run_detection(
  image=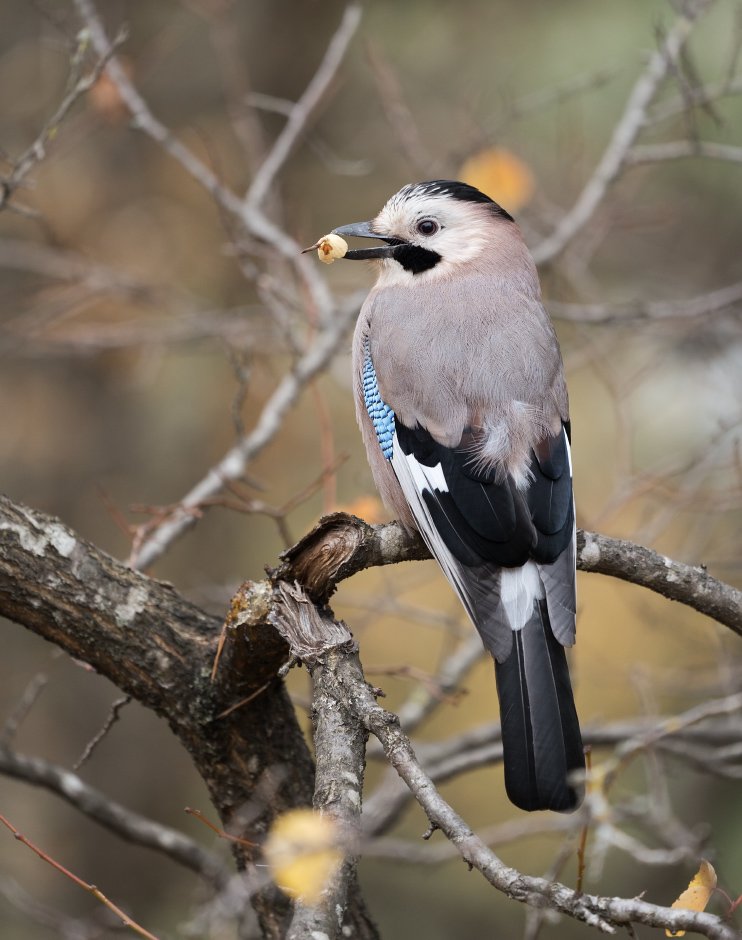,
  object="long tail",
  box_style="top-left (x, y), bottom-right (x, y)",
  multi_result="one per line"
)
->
top-left (494, 600), bottom-right (584, 812)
